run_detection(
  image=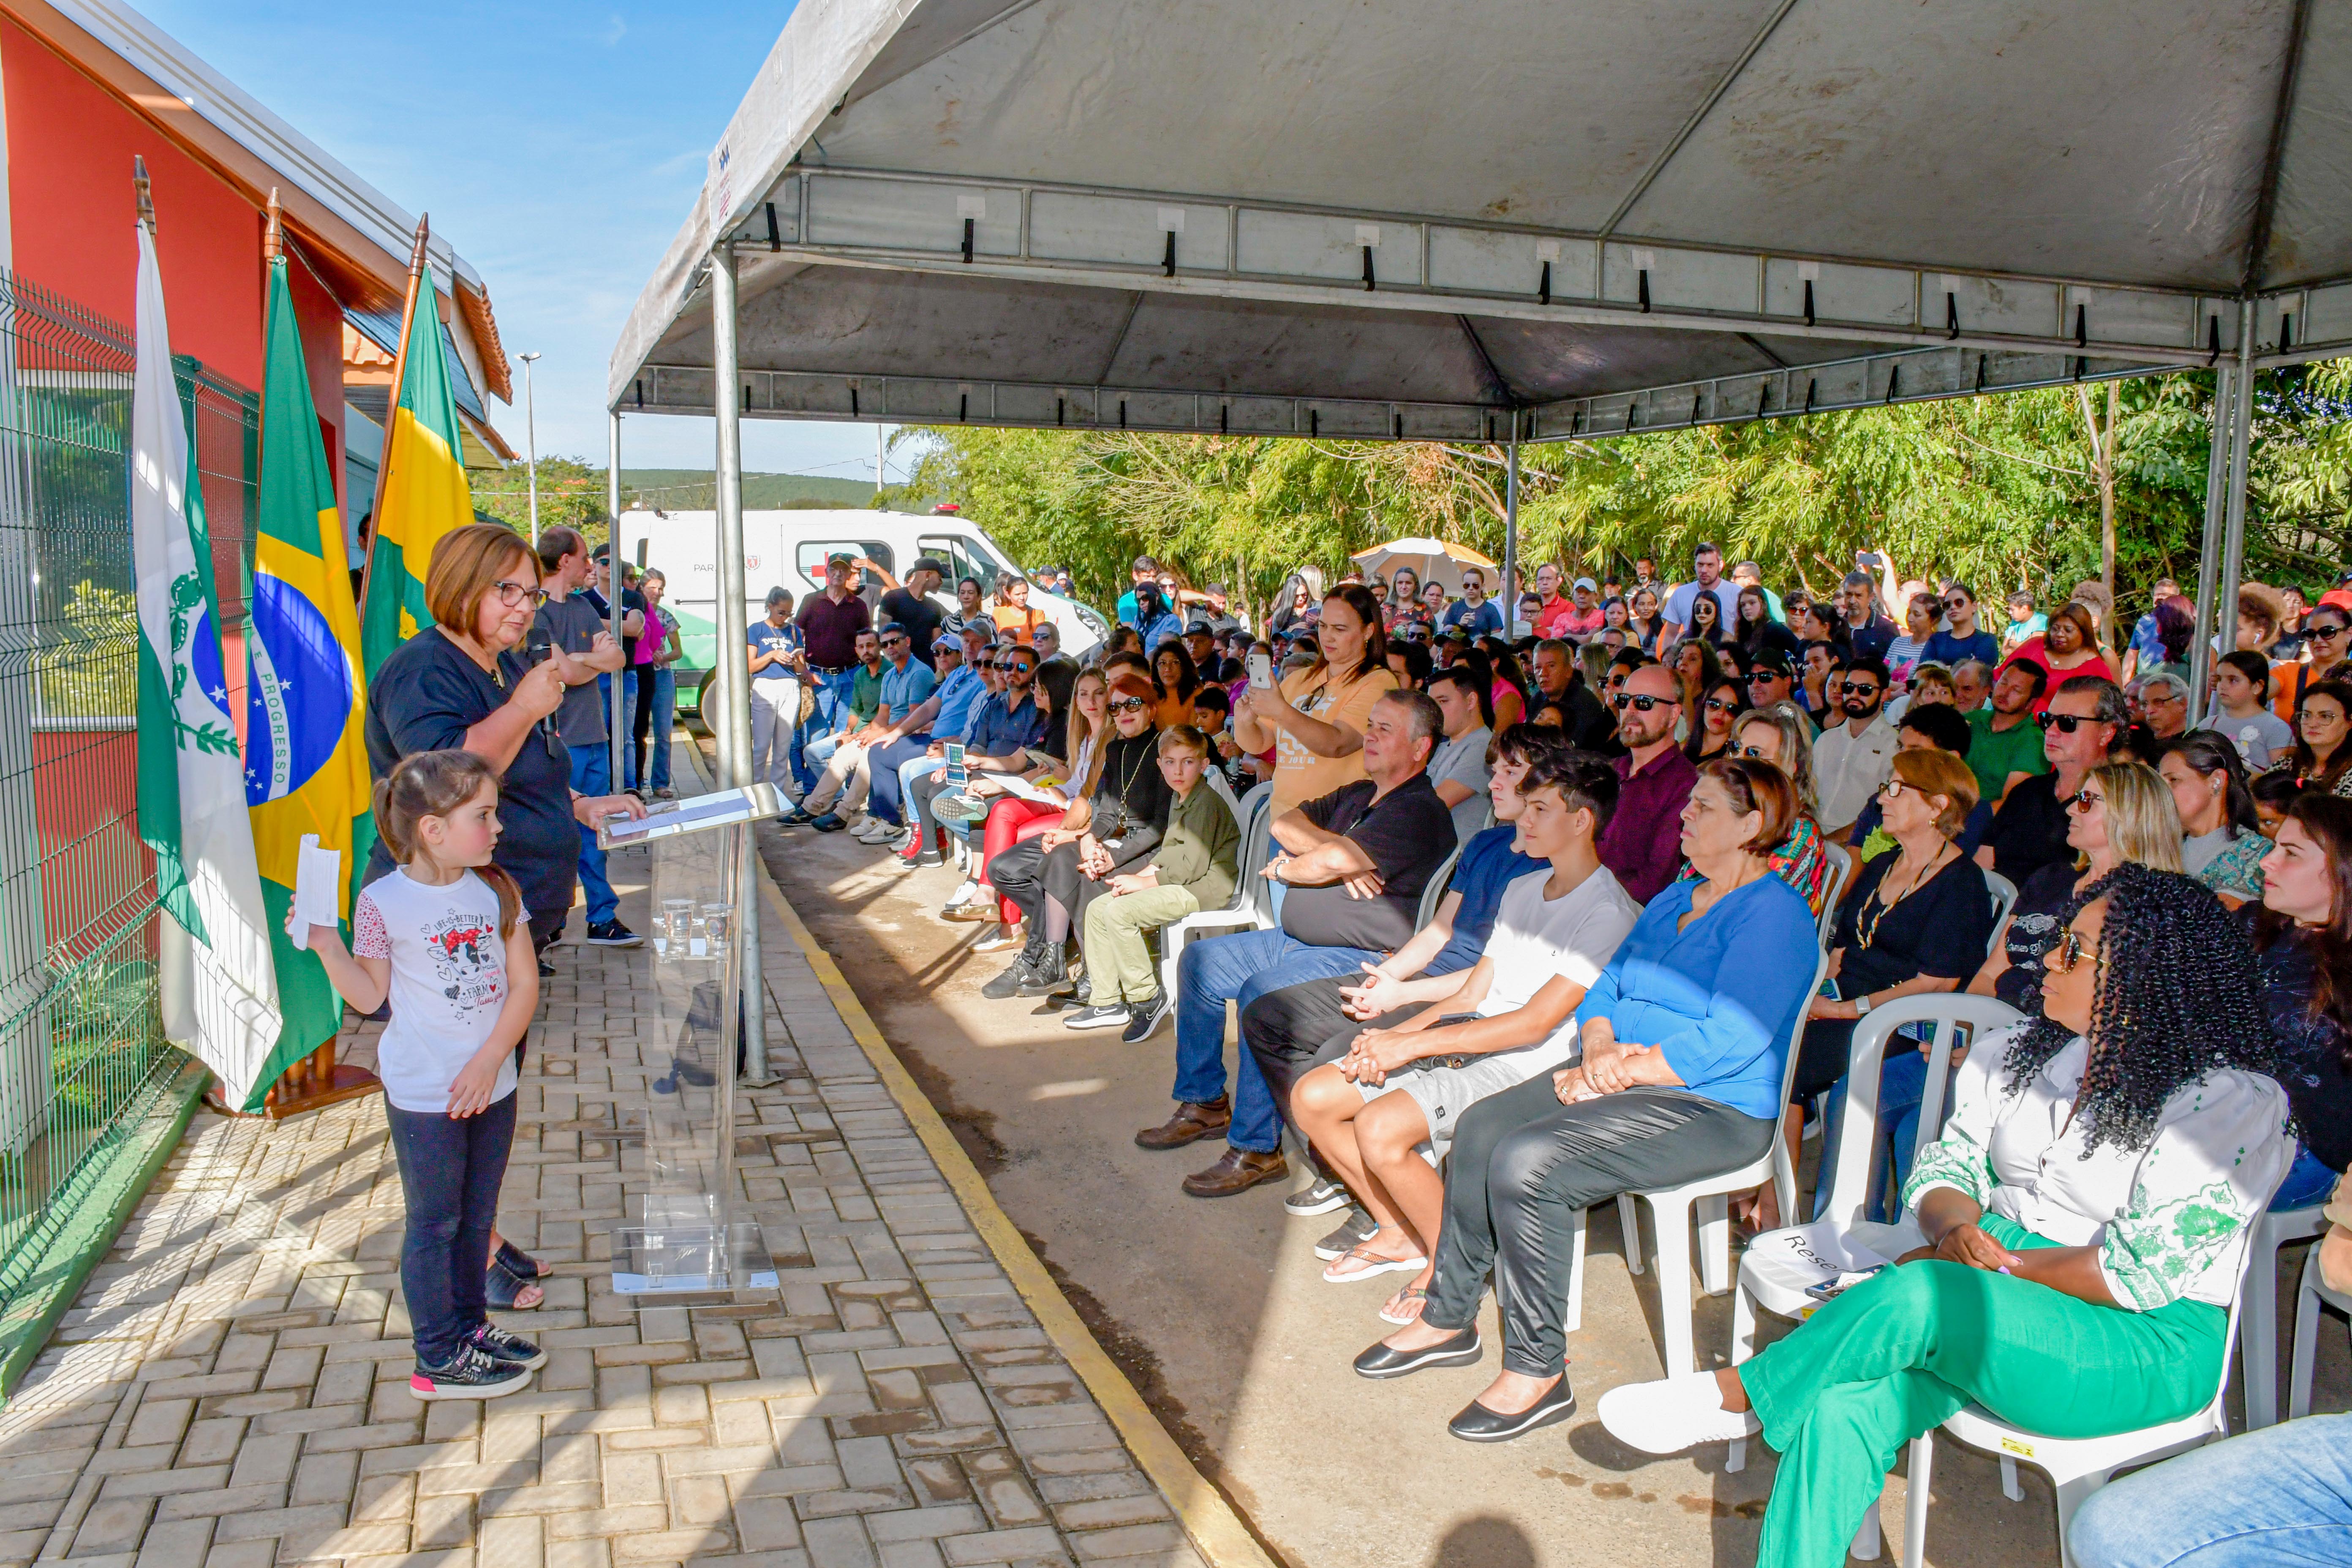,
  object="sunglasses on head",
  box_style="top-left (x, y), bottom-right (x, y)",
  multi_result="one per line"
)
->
top-left (1107, 696), bottom-right (1149, 714)
top-left (1612, 693), bottom-right (1670, 712)
top-left (2038, 711), bottom-right (2099, 733)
